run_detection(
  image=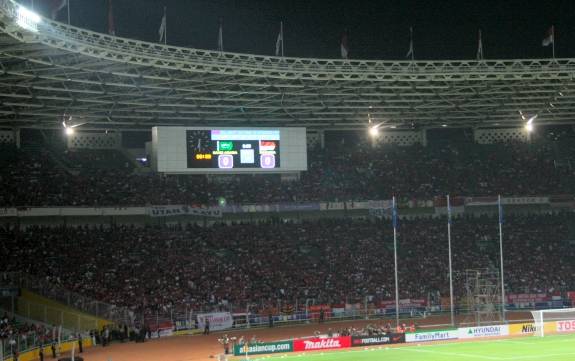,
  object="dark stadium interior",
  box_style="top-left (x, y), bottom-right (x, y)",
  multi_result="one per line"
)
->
top-left (2, 1), bottom-right (575, 360)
